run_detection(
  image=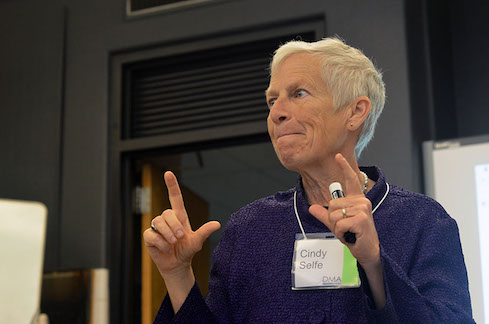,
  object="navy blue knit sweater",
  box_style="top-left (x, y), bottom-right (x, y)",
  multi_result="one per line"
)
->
top-left (154, 166), bottom-right (474, 323)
